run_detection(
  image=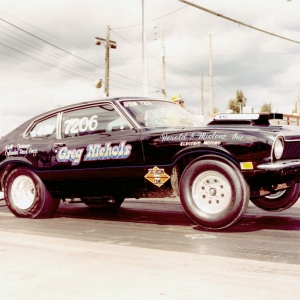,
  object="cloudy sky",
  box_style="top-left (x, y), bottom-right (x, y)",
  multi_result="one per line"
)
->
top-left (0, 0), bottom-right (300, 135)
